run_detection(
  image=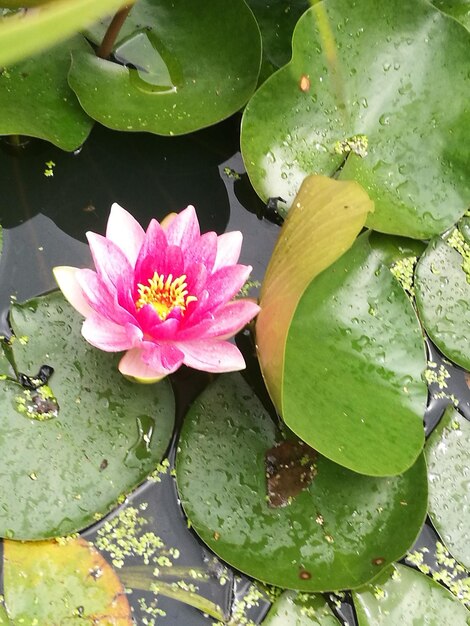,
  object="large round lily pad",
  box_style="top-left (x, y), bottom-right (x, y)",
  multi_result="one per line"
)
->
top-left (69, 0), bottom-right (261, 135)
top-left (0, 36), bottom-right (93, 151)
top-left (0, 291), bottom-right (174, 539)
top-left (176, 373), bottom-right (428, 592)
top-left (353, 563), bottom-right (470, 625)
top-left (3, 538), bottom-right (132, 623)
top-left (415, 234), bottom-right (470, 371)
top-left (283, 232), bottom-right (427, 476)
top-left (241, 0), bottom-right (470, 238)
top-left (425, 406), bottom-right (470, 569)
